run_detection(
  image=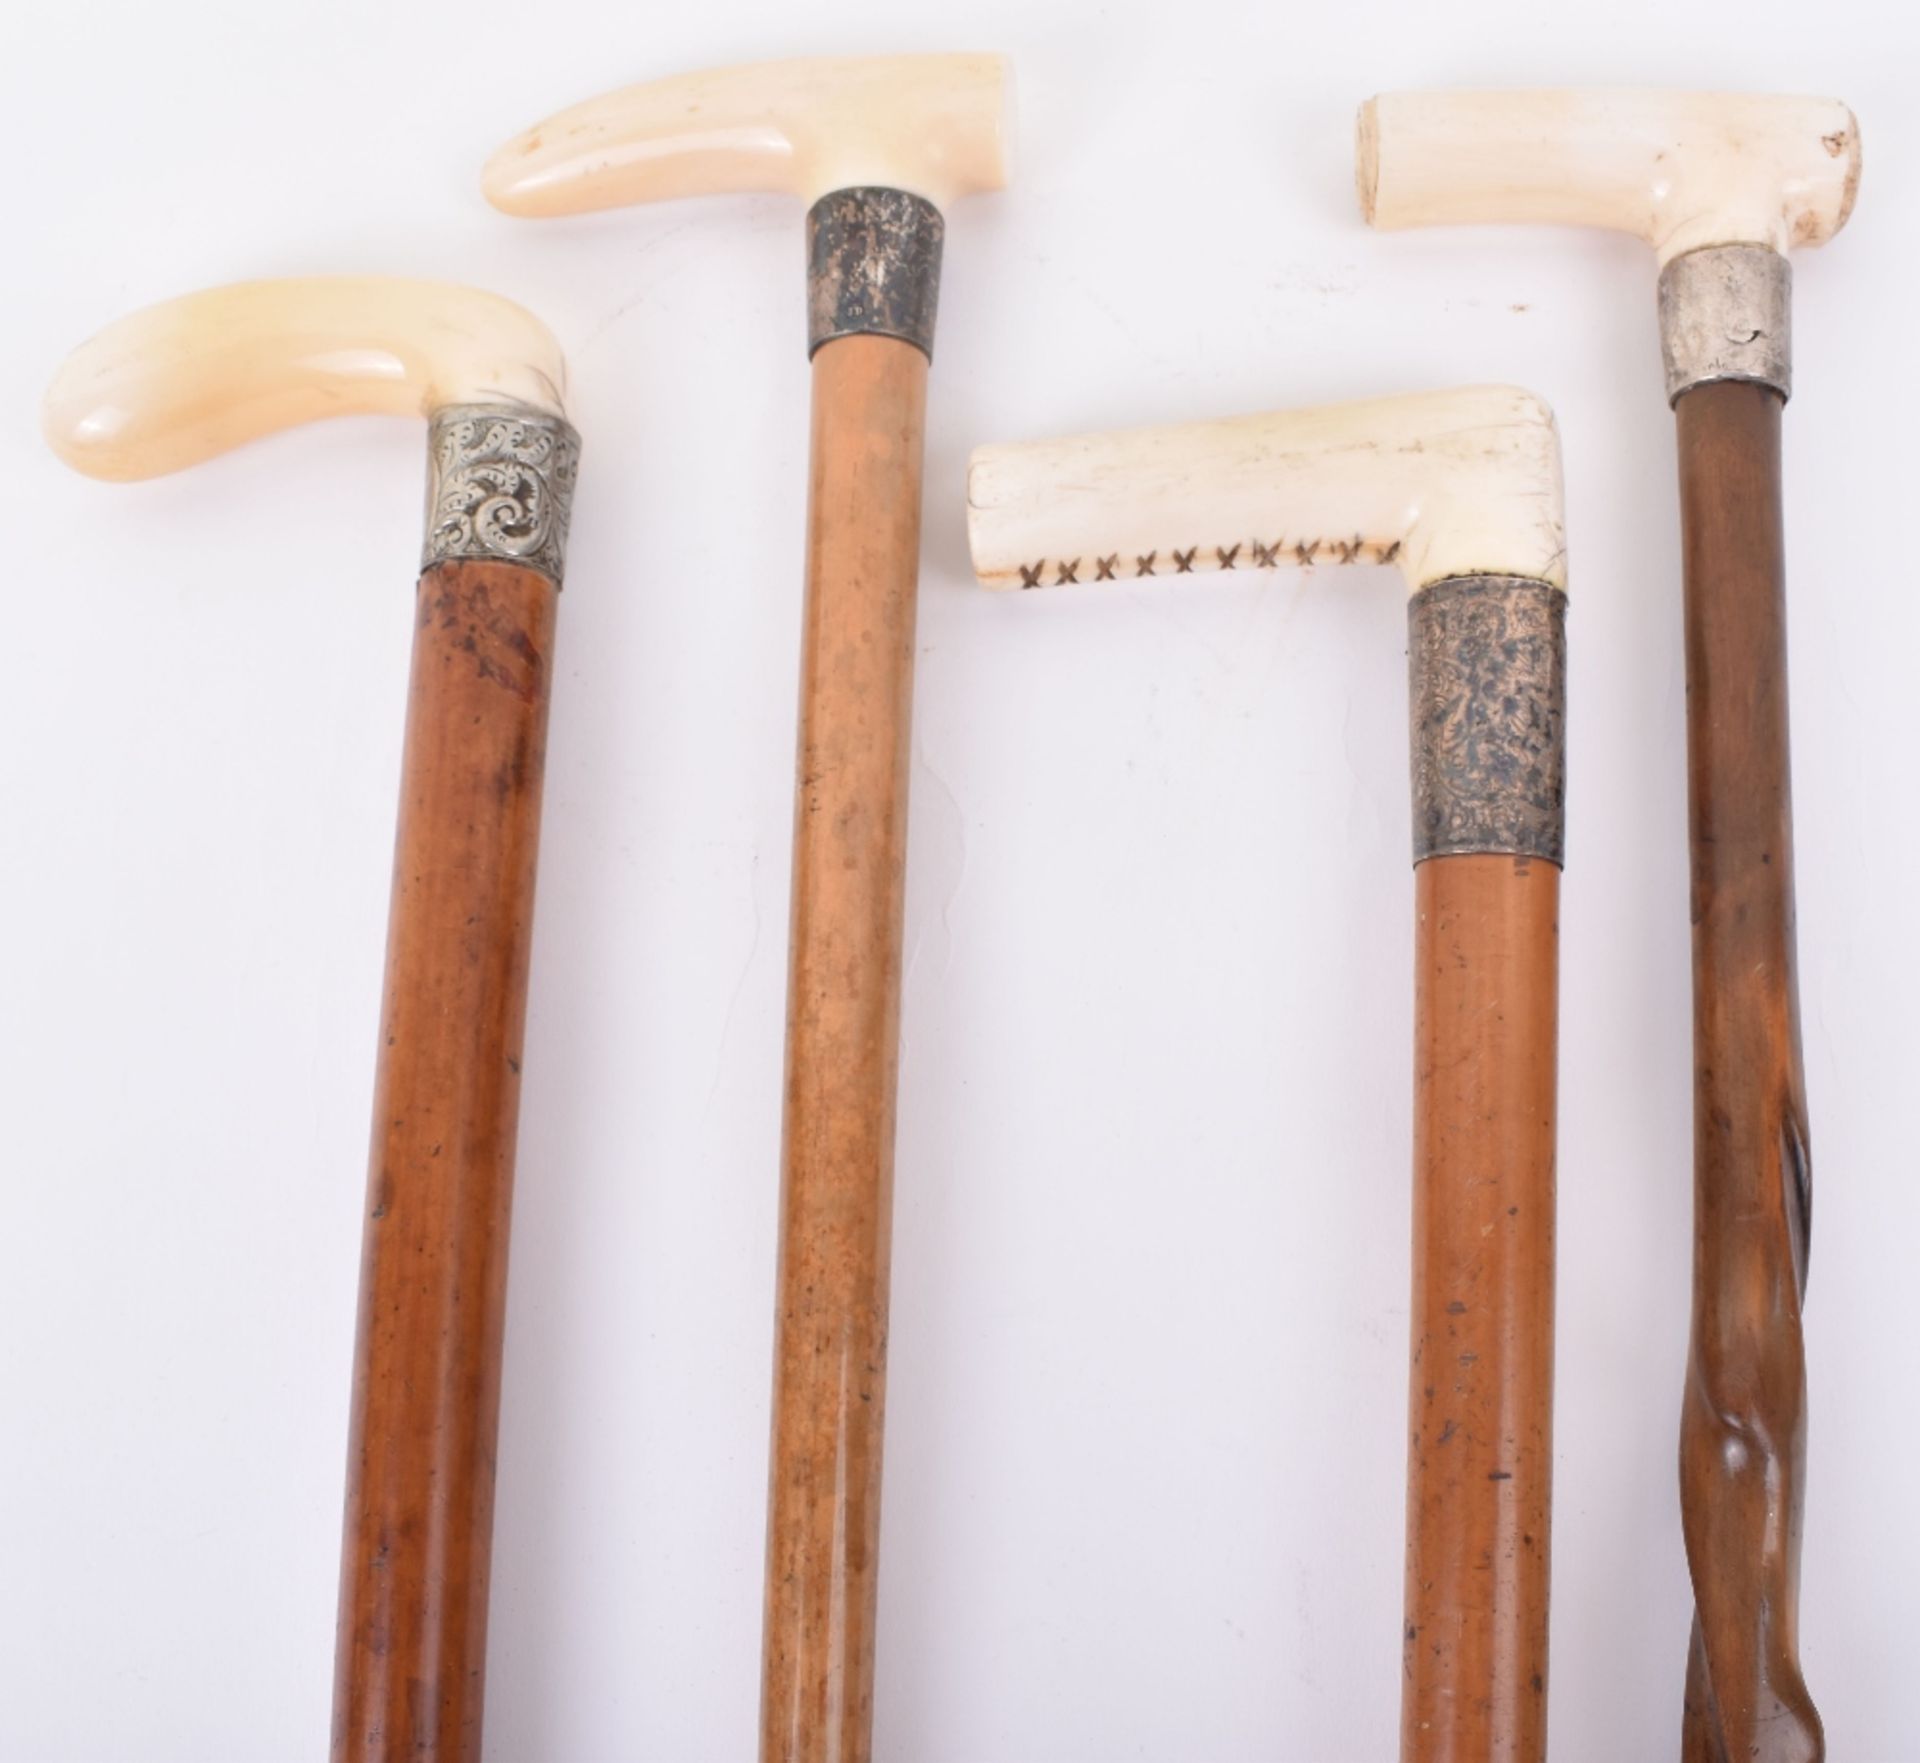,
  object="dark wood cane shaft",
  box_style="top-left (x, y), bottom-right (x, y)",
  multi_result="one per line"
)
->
top-left (761, 333), bottom-right (928, 1763)
top-left (1404, 853), bottom-right (1559, 1763)
top-left (1674, 380), bottom-right (1820, 1763)
top-left (332, 558), bottom-right (558, 1763)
